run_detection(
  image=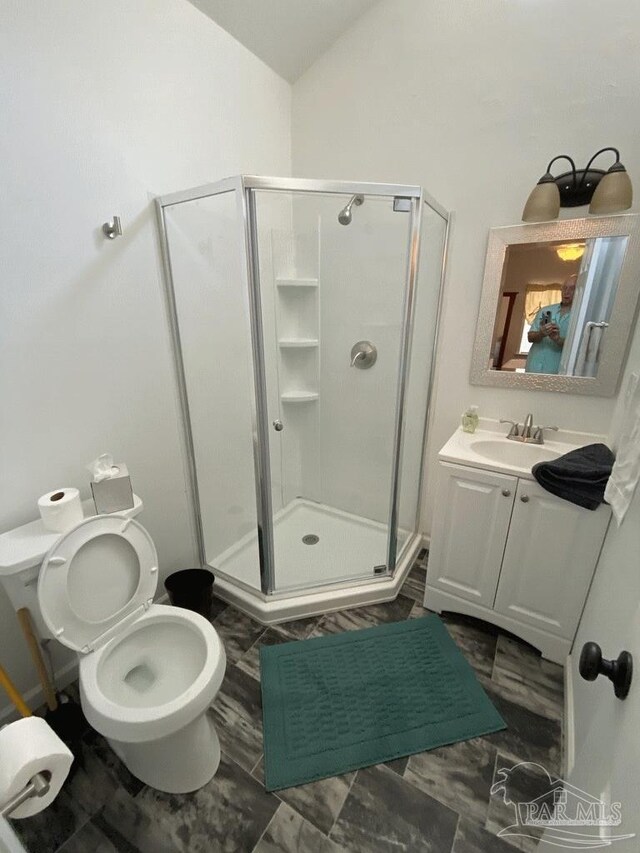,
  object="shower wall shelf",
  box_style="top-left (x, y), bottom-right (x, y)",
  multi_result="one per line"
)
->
top-left (280, 392), bottom-right (319, 402)
top-left (276, 277), bottom-right (318, 288)
top-left (271, 225), bottom-right (320, 426)
top-left (278, 339), bottom-right (319, 348)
